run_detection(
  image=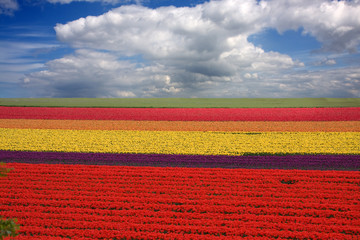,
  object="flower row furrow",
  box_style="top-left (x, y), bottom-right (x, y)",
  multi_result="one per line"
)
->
top-left (3, 173), bottom-right (359, 200)
top-left (3, 164), bottom-right (360, 188)
top-left (12, 215), bottom-right (359, 236)
top-left (2, 209), bottom-right (358, 240)
top-left (2, 191), bottom-right (358, 215)
top-left (2, 211), bottom-right (358, 239)
top-left (1, 106), bottom-right (359, 121)
top-left (3, 180), bottom-right (359, 199)
top-left (3, 206), bottom-right (357, 228)
top-left (2, 199), bottom-right (359, 222)
top-left (6, 208), bottom-right (358, 230)
top-left (3, 163), bottom-right (360, 185)
top-left (2, 184), bottom-right (357, 203)
top-left (16, 224), bottom-right (355, 240)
